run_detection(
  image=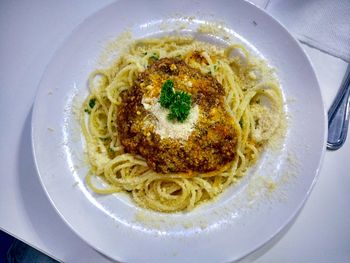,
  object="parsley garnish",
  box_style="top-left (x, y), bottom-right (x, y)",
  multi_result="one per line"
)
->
top-left (108, 147), bottom-right (115, 154)
top-left (85, 98), bottom-right (96, 114)
top-left (159, 79), bottom-right (175, 108)
top-left (168, 91), bottom-right (191, 122)
top-left (159, 79), bottom-right (192, 122)
top-left (89, 98), bottom-right (96, 108)
top-left (149, 53), bottom-right (159, 60)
